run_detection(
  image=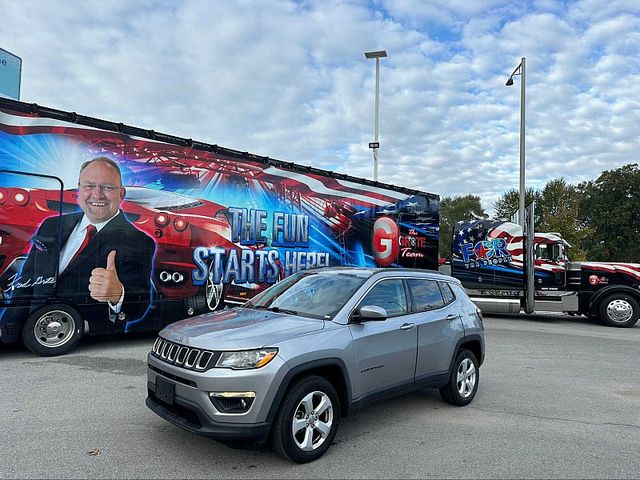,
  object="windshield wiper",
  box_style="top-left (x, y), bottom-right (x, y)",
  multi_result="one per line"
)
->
top-left (254, 305), bottom-right (298, 315)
